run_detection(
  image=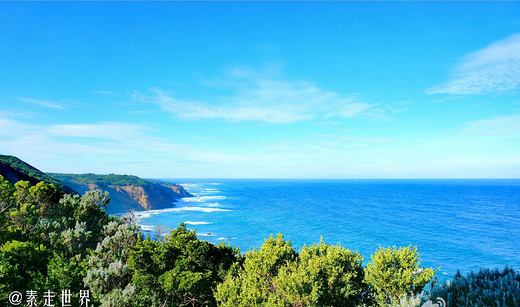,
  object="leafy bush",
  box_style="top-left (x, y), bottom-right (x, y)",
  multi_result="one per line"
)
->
top-left (0, 240), bottom-right (48, 300)
top-left (364, 246), bottom-right (436, 306)
top-left (216, 235), bottom-right (368, 306)
top-left (127, 224), bottom-right (240, 307)
top-left (427, 266), bottom-right (520, 306)
top-left (215, 234), bottom-right (296, 306)
top-left (274, 238), bottom-right (367, 306)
